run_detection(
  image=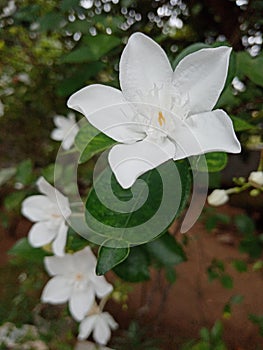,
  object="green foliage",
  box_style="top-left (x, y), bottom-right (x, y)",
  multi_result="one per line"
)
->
top-left (85, 160), bottom-right (191, 248)
top-left (249, 314), bottom-right (263, 337)
top-left (0, 167), bottom-right (16, 187)
top-left (111, 232), bottom-right (186, 282)
top-left (96, 246), bottom-right (130, 275)
top-left (181, 321), bottom-right (227, 350)
top-left (113, 321), bottom-right (161, 350)
top-left (237, 52), bottom-right (263, 87)
top-left (8, 238), bottom-right (49, 263)
top-left (207, 259), bottom-right (233, 289)
top-left (75, 122), bottom-right (117, 163)
top-left (113, 246), bottom-right (150, 282)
